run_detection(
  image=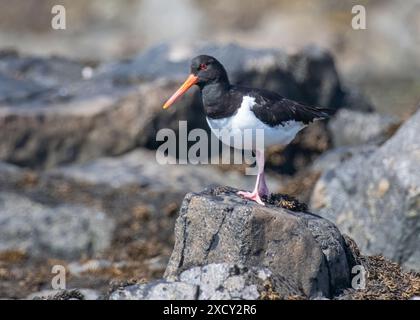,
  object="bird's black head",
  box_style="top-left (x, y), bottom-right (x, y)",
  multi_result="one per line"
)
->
top-left (190, 55), bottom-right (229, 88)
top-left (163, 55), bottom-right (229, 109)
